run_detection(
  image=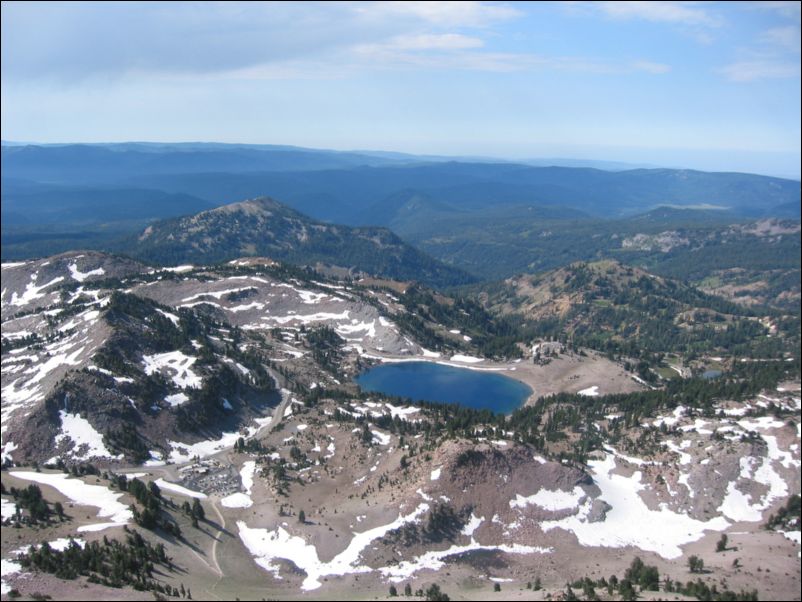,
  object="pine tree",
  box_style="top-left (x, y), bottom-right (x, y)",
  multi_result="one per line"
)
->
top-left (688, 555), bottom-right (704, 573)
top-left (191, 499), bottom-right (205, 521)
